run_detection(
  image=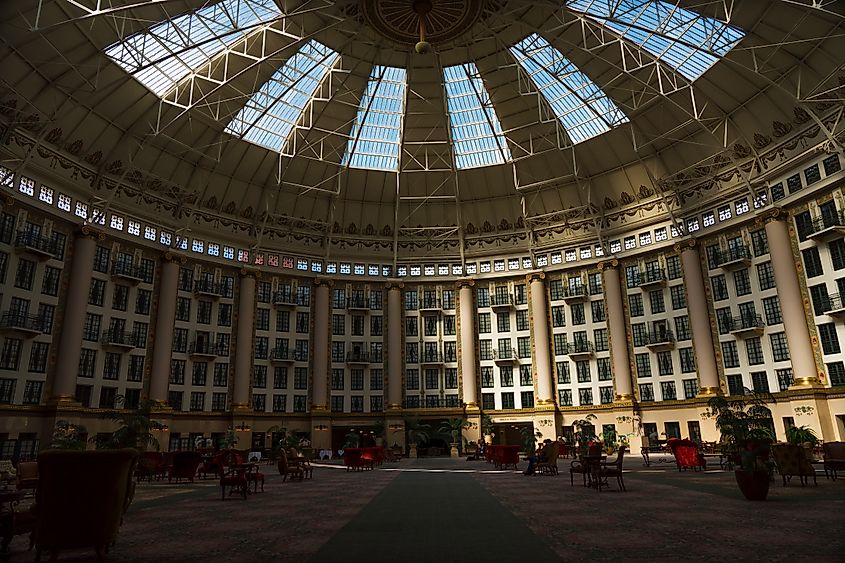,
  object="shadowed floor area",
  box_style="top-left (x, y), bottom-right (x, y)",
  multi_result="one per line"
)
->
top-left (3, 457), bottom-right (844, 562)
